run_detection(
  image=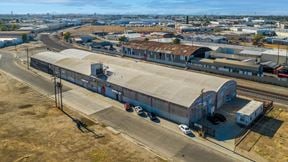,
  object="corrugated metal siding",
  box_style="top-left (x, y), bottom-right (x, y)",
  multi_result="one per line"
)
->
top-left (217, 81), bottom-right (237, 108)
